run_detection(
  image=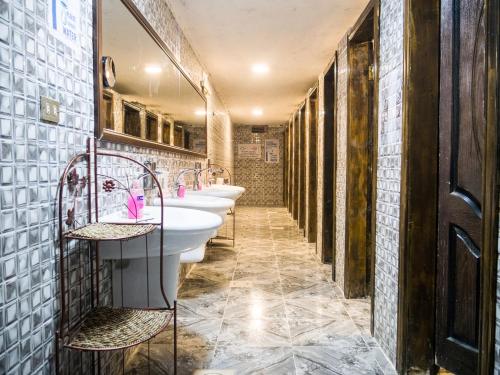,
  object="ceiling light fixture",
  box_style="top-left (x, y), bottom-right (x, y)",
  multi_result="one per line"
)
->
top-left (144, 65), bottom-right (162, 74)
top-left (251, 63), bottom-right (269, 74)
top-left (195, 109), bottom-right (206, 116)
top-left (252, 107), bottom-right (263, 117)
